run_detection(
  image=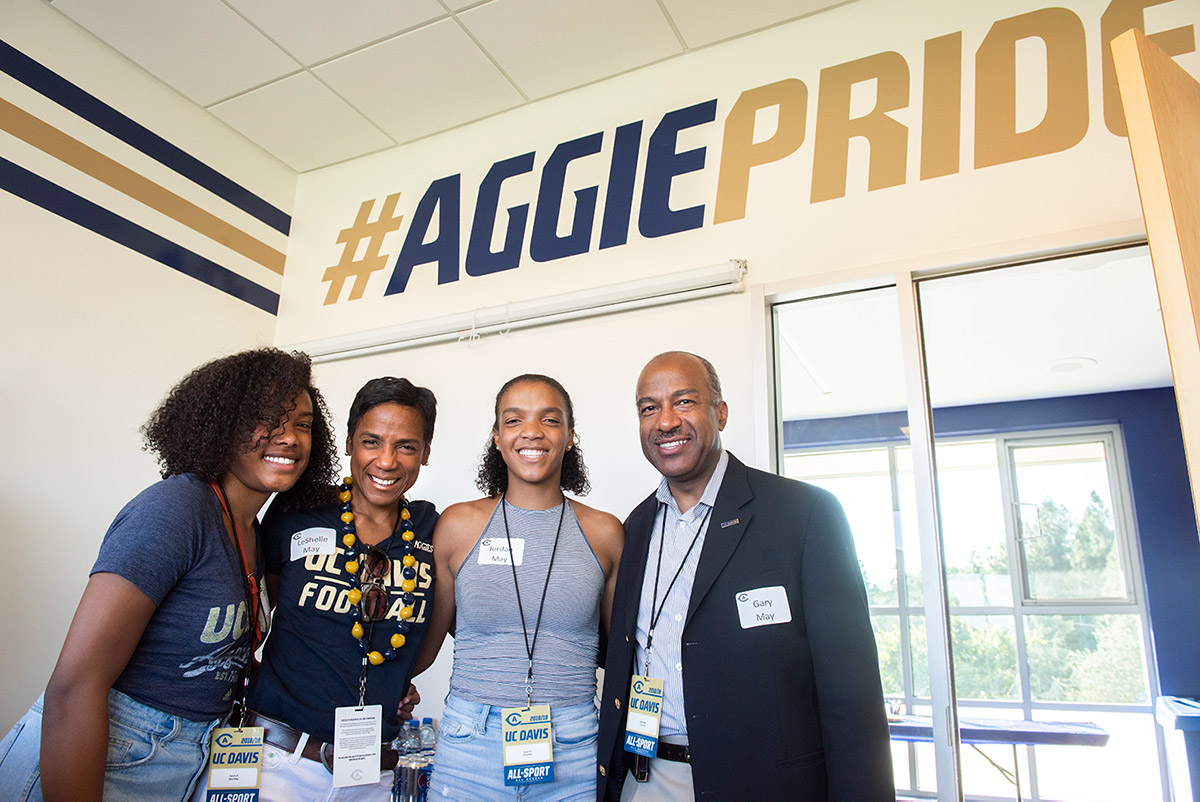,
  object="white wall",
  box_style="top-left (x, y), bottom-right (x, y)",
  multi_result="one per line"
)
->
top-left (0, 0), bottom-right (295, 728)
top-left (3, 0), bottom-right (1198, 733)
top-left (308, 292), bottom-right (760, 714)
top-left (272, 0), bottom-right (1200, 719)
